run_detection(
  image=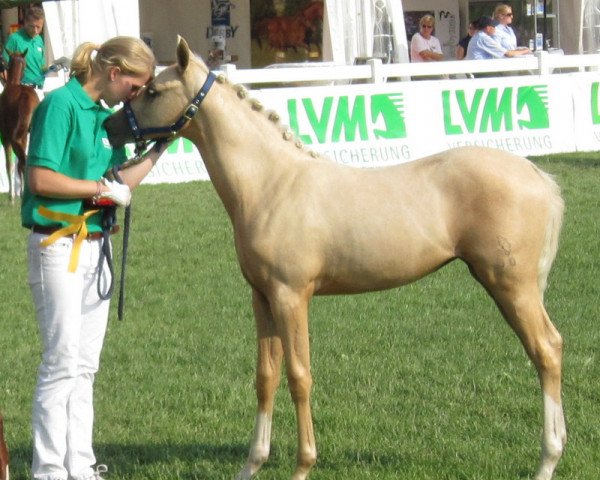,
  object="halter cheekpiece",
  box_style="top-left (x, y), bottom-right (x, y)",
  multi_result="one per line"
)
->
top-left (123, 71), bottom-right (217, 152)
